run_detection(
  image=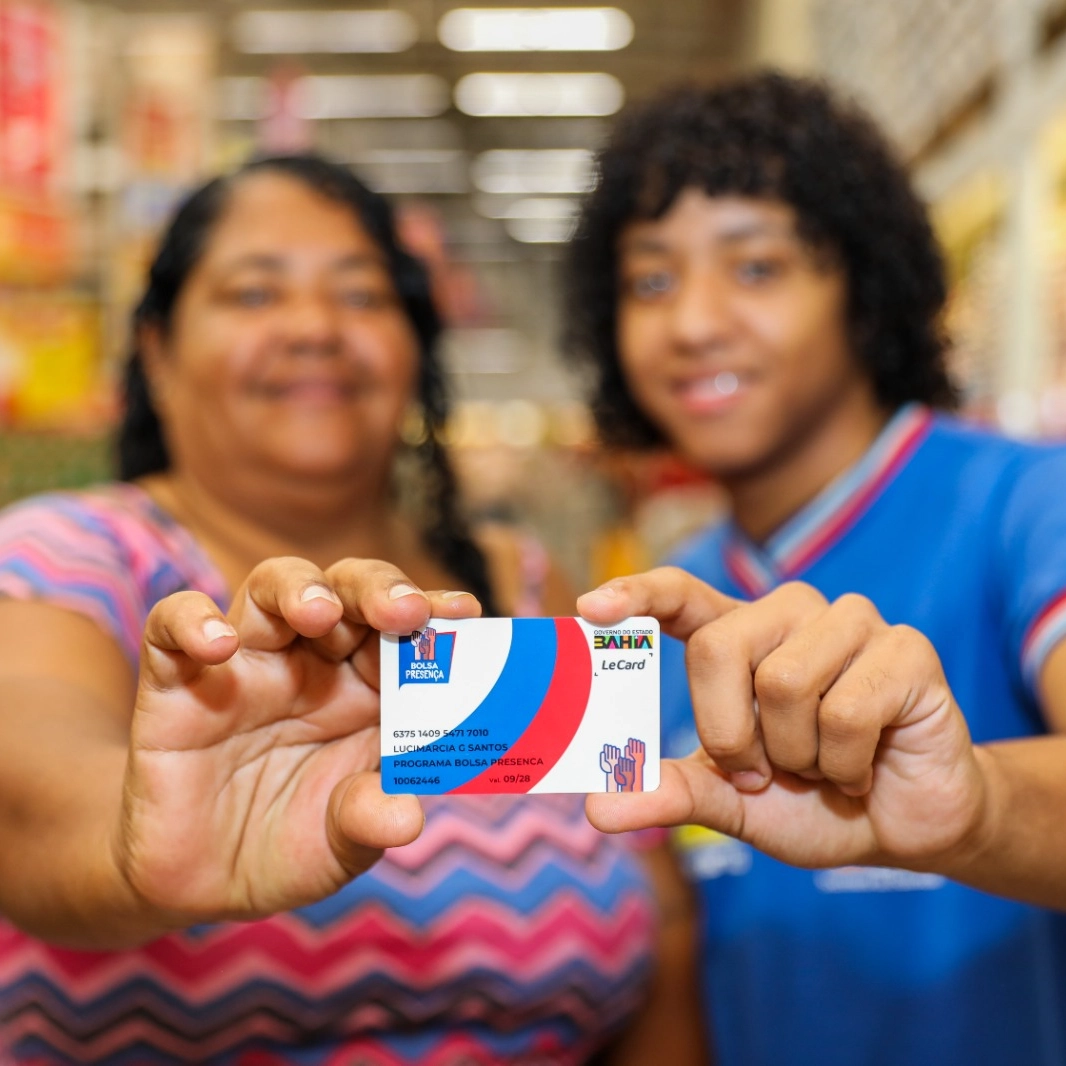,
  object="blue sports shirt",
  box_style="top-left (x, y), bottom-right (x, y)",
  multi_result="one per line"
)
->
top-left (662, 405), bottom-right (1066, 1066)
